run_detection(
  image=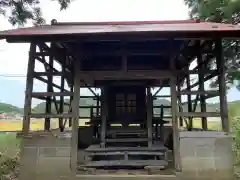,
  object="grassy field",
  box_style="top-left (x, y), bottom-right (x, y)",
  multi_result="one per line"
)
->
top-left (0, 118), bottom-right (222, 131)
